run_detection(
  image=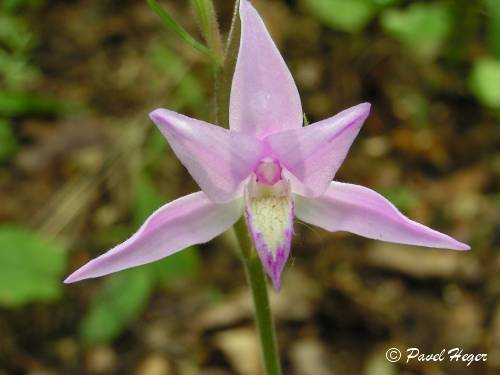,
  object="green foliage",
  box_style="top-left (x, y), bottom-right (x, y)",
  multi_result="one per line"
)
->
top-left (149, 44), bottom-right (207, 121)
top-left (134, 171), bottom-right (164, 226)
top-left (381, 3), bottom-right (452, 57)
top-left (0, 226), bottom-right (66, 307)
top-left (485, 0), bottom-right (500, 59)
top-left (147, 0), bottom-right (214, 61)
top-left (0, 1), bottom-right (70, 116)
top-left (150, 46), bottom-right (206, 110)
top-left (79, 267), bottom-right (154, 344)
top-left (0, 51), bottom-right (39, 91)
top-left (1, 0), bottom-right (42, 12)
top-left (0, 119), bottom-right (19, 161)
top-left (79, 247), bottom-right (200, 344)
top-left (0, 6), bottom-right (39, 91)
top-left (388, 85), bottom-right (430, 128)
top-left (303, 0), bottom-right (380, 33)
top-left (381, 187), bottom-right (417, 213)
top-left (469, 57), bottom-right (500, 109)
top-left (0, 14), bottom-right (33, 51)
top-left (144, 130), bottom-right (168, 166)
top-left (151, 247), bottom-right (200, 285)
top-left (0, 91), bottom-right (68, 117)
top-left (80, 173), bottom-right (201, 343)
